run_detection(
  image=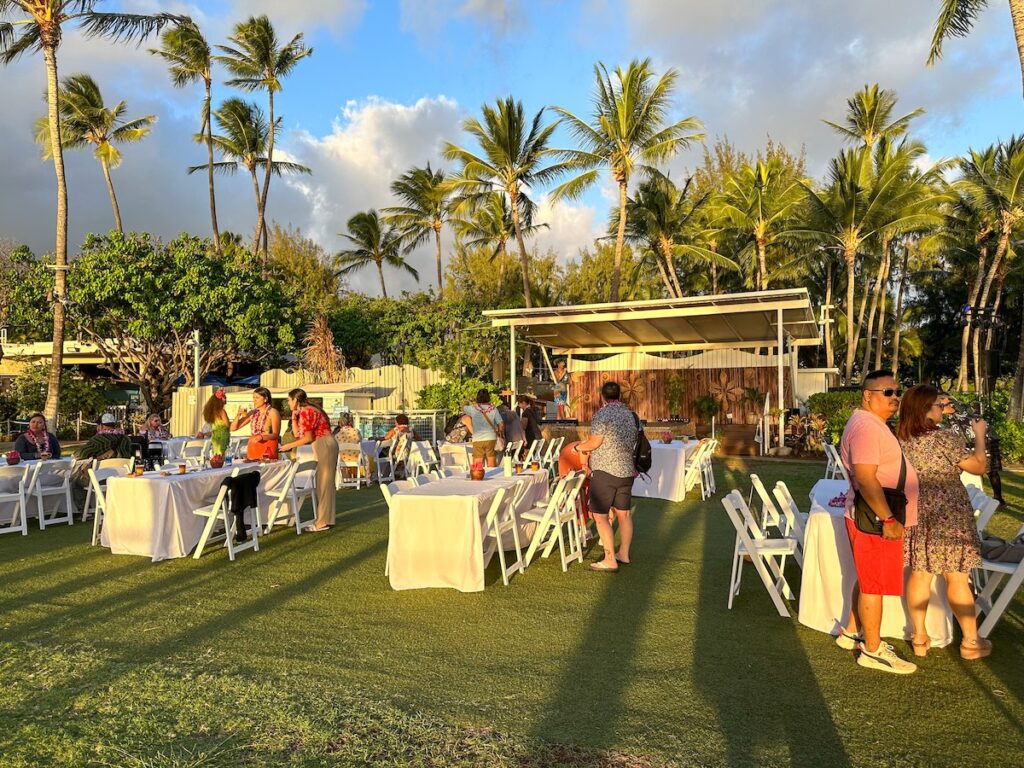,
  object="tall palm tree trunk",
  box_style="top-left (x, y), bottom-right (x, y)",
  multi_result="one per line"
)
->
top-left (852, 268), bottom-right (872, 366)
top-left (974, 229), bottom-right (1010, 392)
top-left (956, 245), bottom-right (988, 391)
top-left (890, 246), bottom-right (910, 373)
top-left (204, 81), bottom-right (221, 250)
top-left (1010, 0), bottom-right (1024, 99)
top-left (861, 242), bottom-right (890, 374)
top-left (254, 88), bottom-right (274, 257)
top-left (509, 186), bottom-right (533, 308)
top-left (651, 247), bottom-right (674, 297)
top-left (659, 236), bottom-right (683, 297)
top-left (844, 248), bottom-right (857, 383)
top-left (42, 41), bottom-right (67, 425)
top-left (710, 245), bottom-right (719, 294)
top-left (824, 260), bottom-right (835, 374)
top-left (873, 257), bottom-right (891, 371)
top-left (610, 181), bottom-right (628, 302)
top-left (377, 260), bottom-right (388, 298)
top-left (1011, 300), bottom-right (1024, 419)
top-left (100, 158), bottom-right (123, 233)
top-left (434, 223), bottom-right (444, 299)
top-left (756, 237), bottom-right (768, 290)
